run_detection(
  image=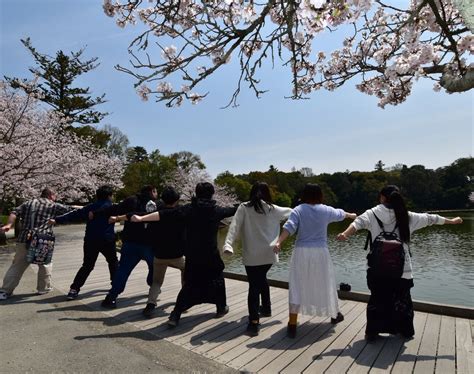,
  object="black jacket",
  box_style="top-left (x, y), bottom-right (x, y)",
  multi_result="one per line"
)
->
top-left (160, 198), bottom-right (236, 274)
top-left (94, 194), bottom-right (155, 245)
top-left (147, 205), bottom-right (185, 259)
